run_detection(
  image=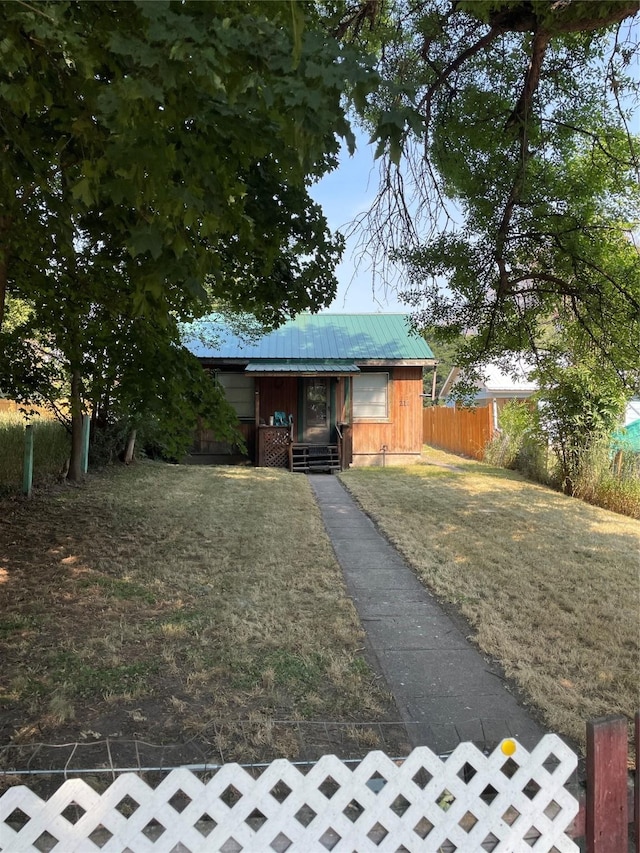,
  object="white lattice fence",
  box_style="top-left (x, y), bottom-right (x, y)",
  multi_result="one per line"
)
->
top-left (0, 735), bottom-right (579, 852)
